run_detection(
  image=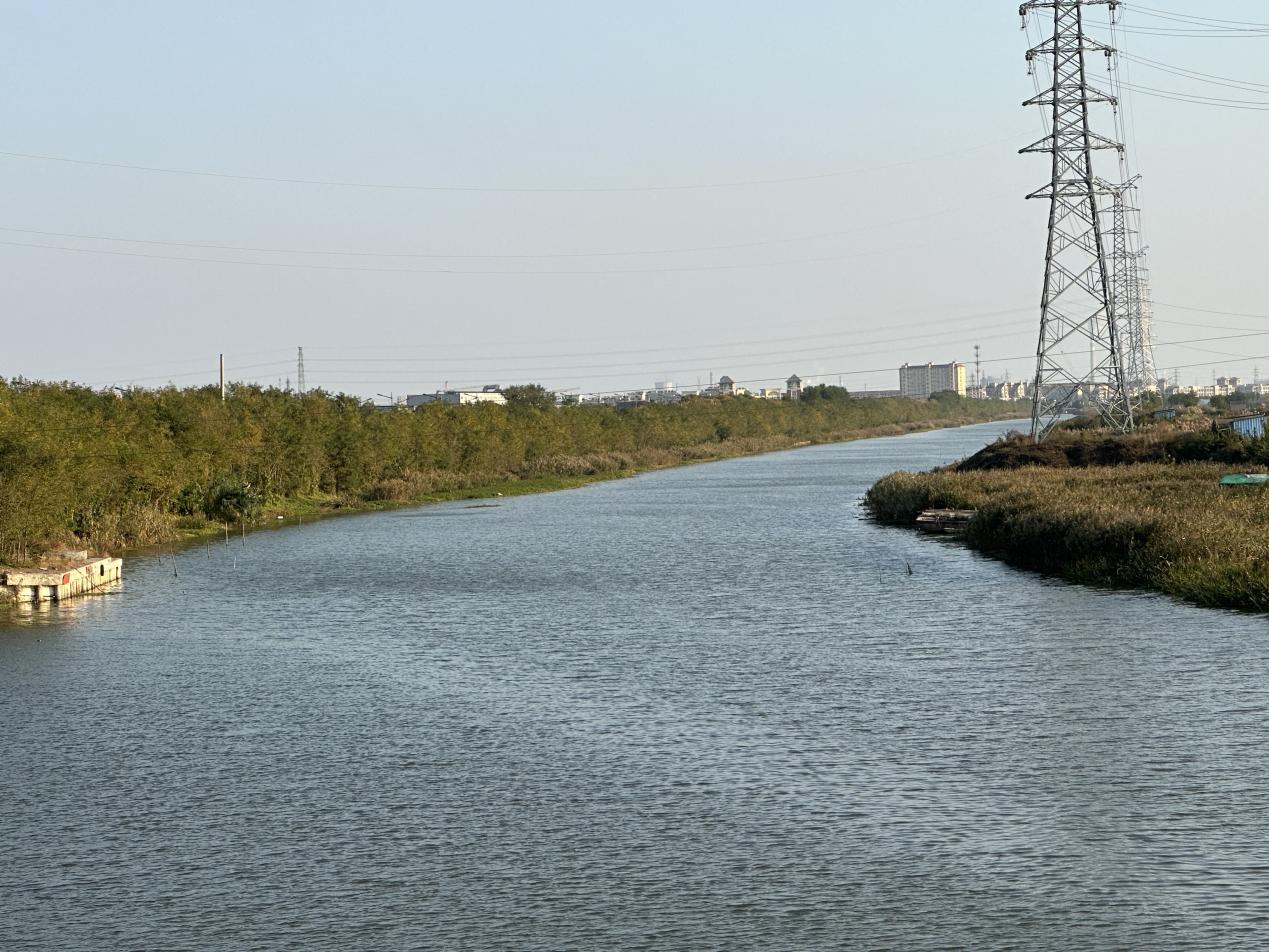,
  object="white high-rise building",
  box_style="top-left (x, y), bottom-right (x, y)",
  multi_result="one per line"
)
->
top-left (899, 362), bottom-right (967, 399)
